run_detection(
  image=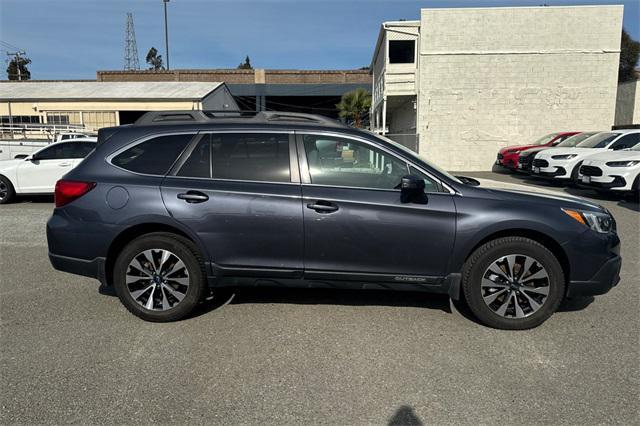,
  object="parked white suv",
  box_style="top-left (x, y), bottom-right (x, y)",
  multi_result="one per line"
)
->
top-left (578, 143), bottom-right (640, 193)
top-left (0, 138), bottom-right (96, 204)
top-left (531, 130), bottom-right (640, 182)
